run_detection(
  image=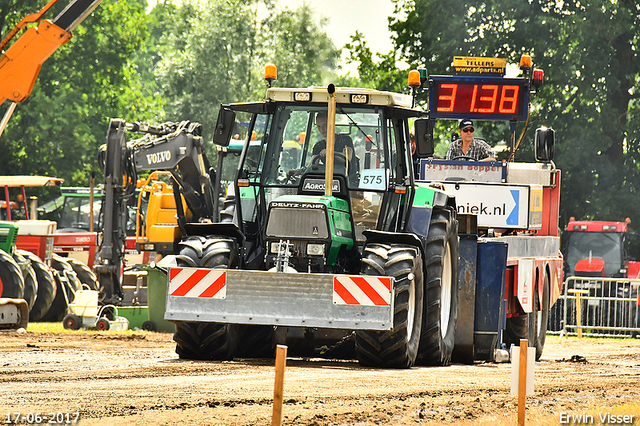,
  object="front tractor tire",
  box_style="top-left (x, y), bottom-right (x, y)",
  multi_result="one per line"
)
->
top-left (417, 208), bottom-right (459, 366)
top-left (355, 244), bottom-right (424, 368)
top-left (173, 236), bottom-right (239, 360)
